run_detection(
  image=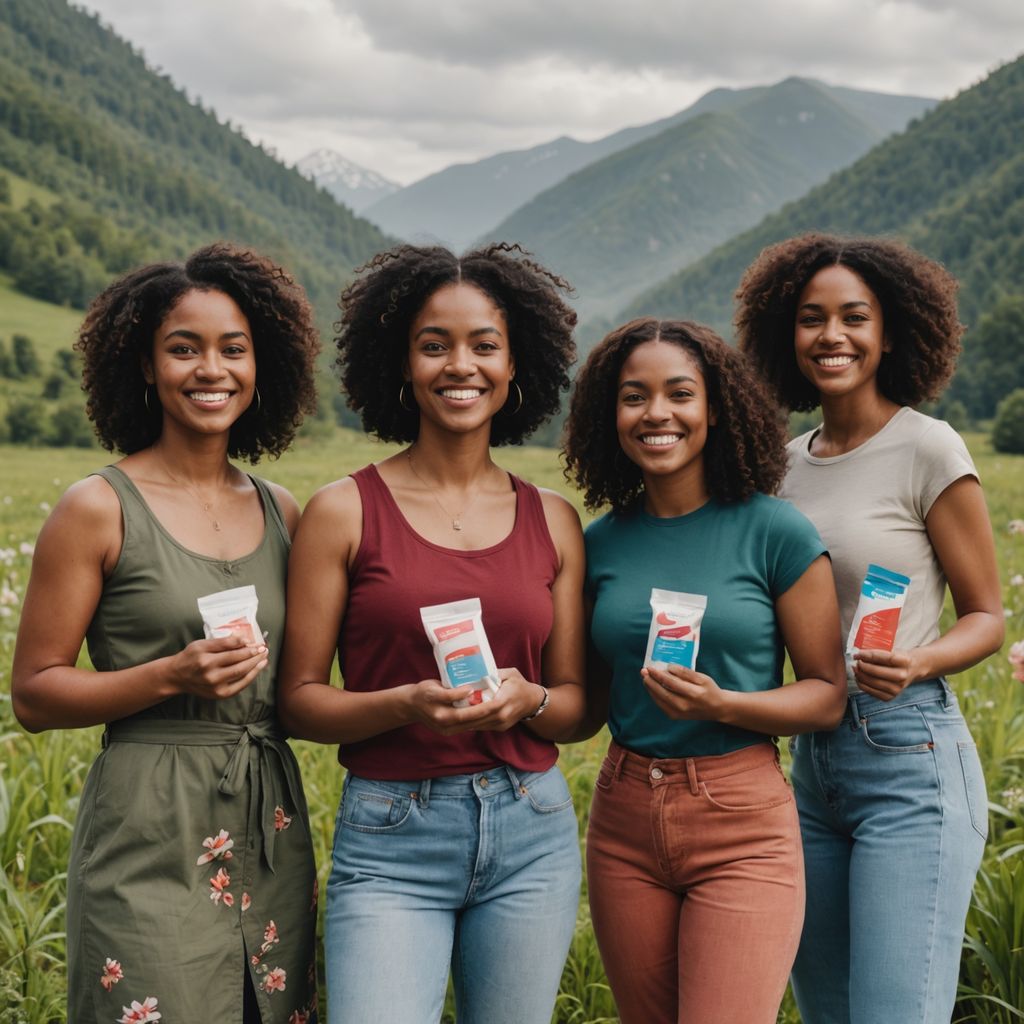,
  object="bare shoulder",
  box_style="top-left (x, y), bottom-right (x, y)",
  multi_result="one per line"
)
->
top-left (264, 479), bottom-right (301, 536)
top-left (36, 474), bottom-right (123, 563)
top-left (295, 476), bottom-right (364, 547)
top-left (537, 487), bottom-right (583, 532)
